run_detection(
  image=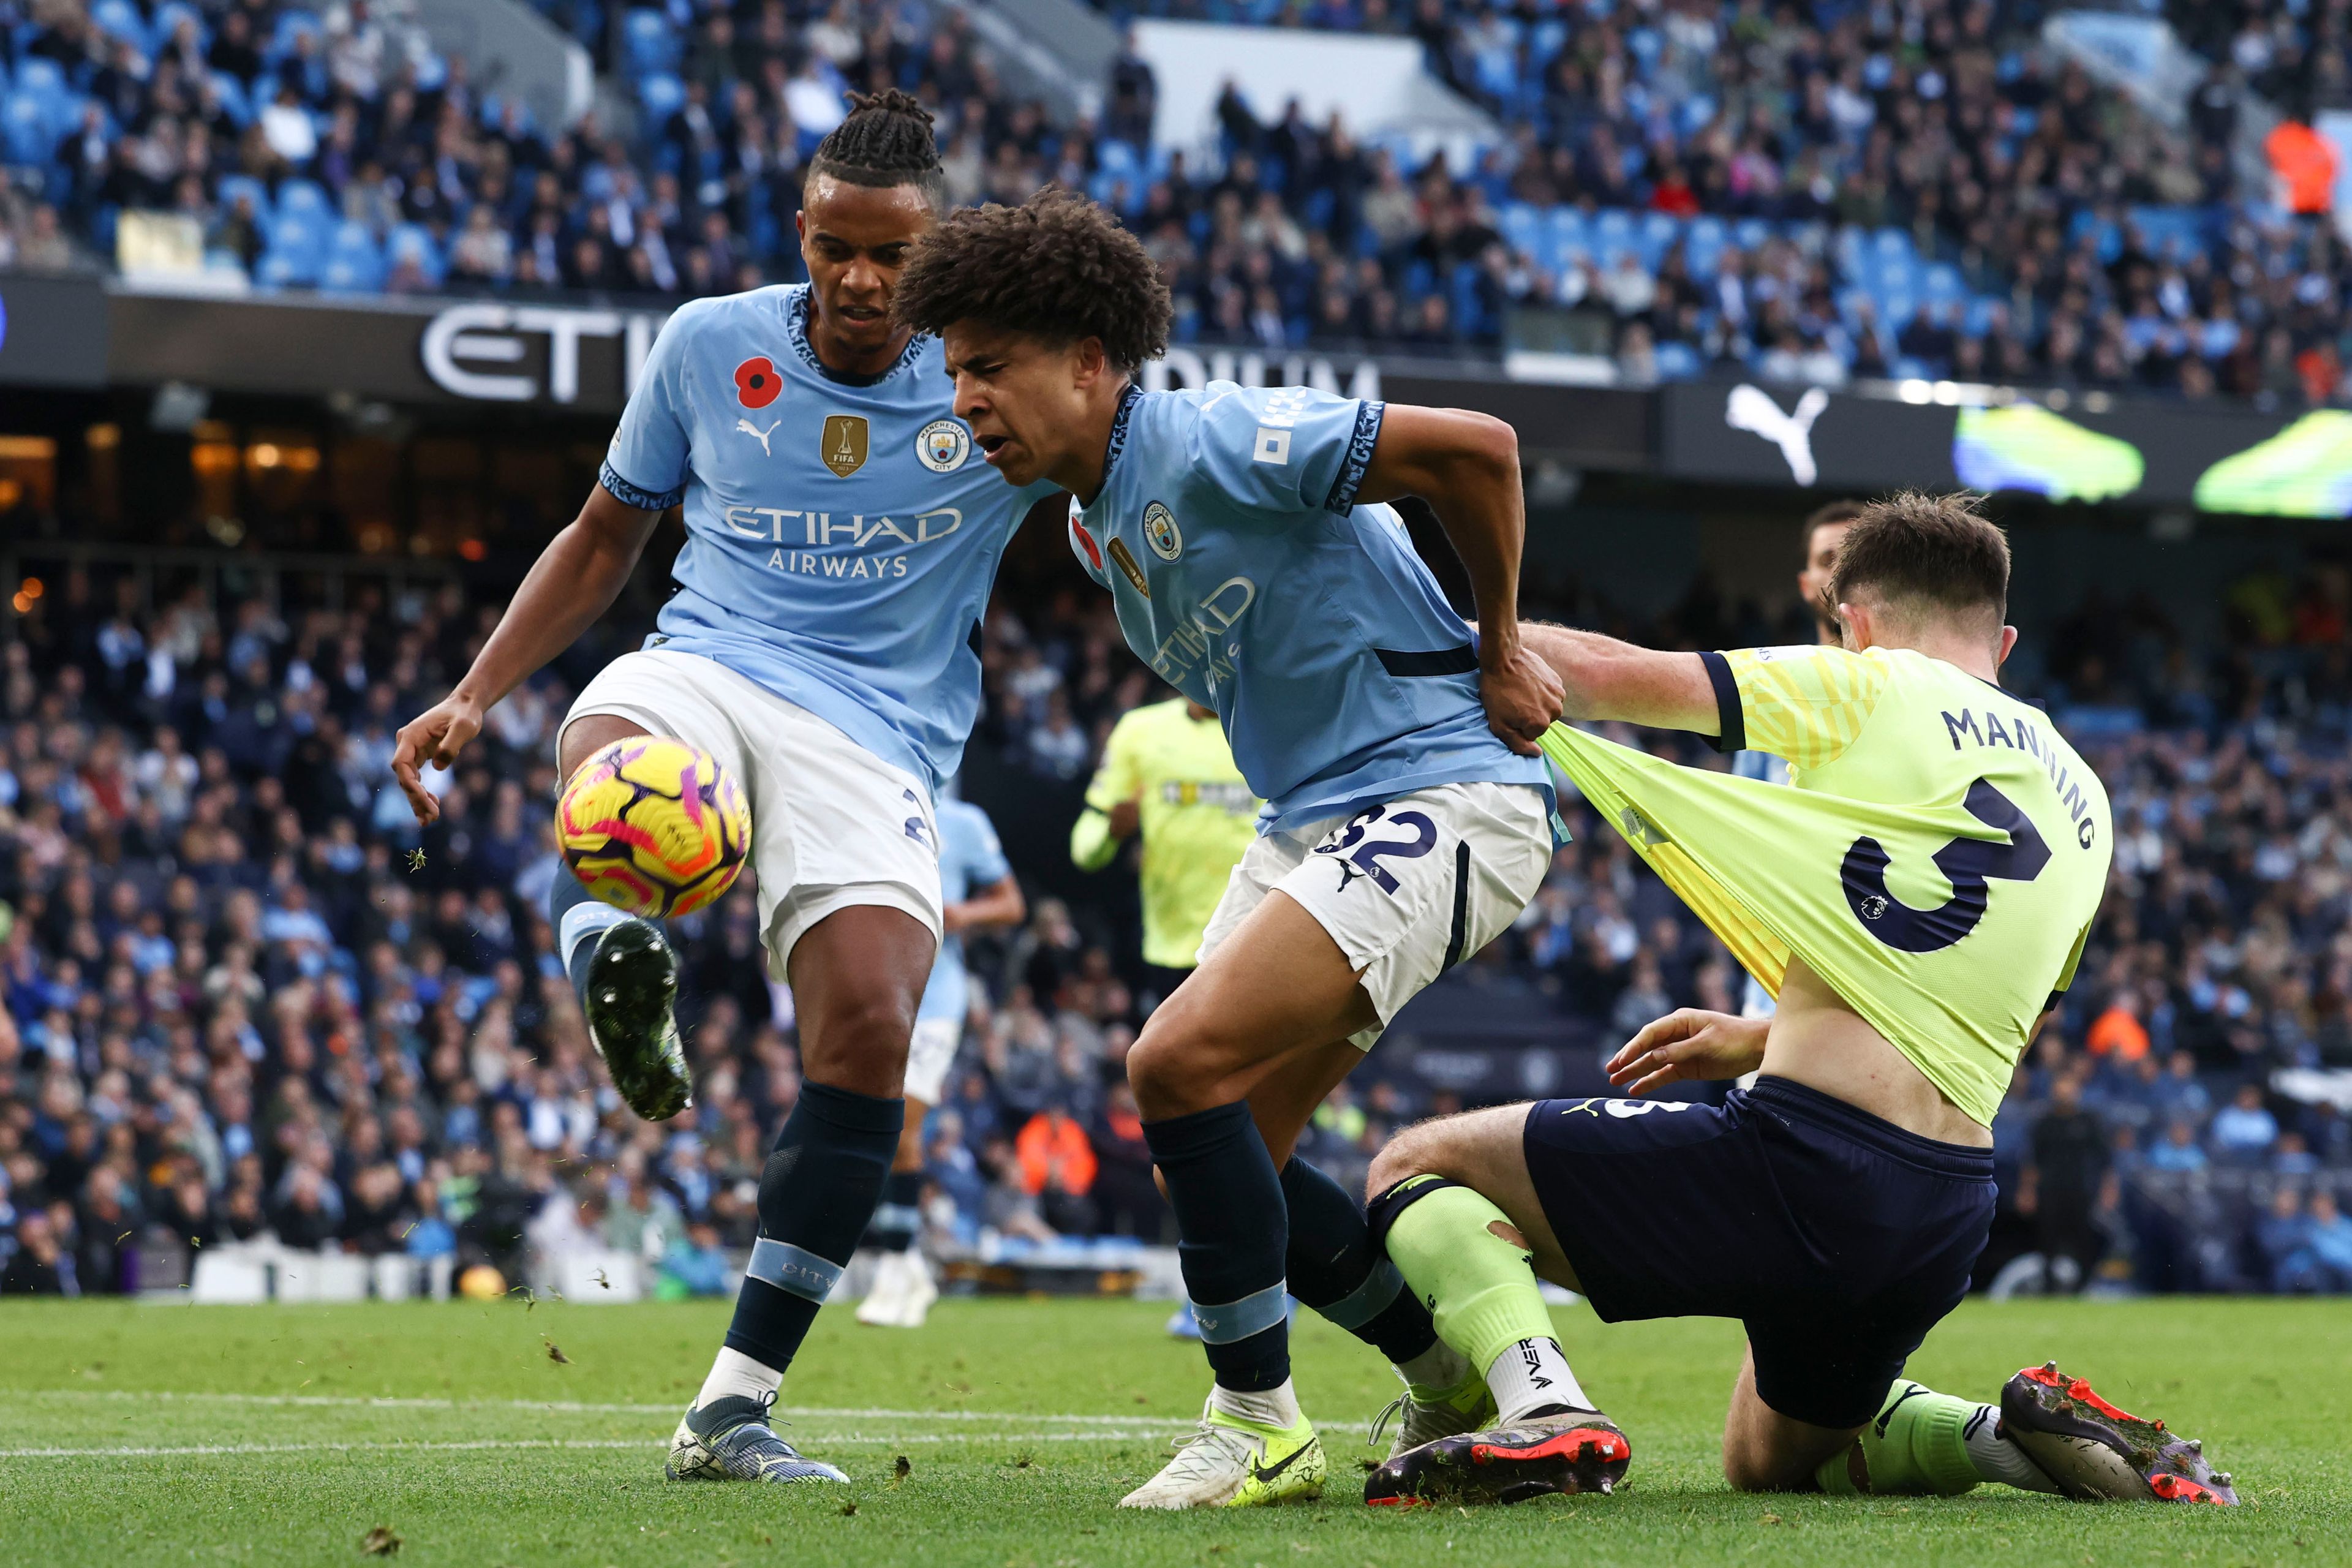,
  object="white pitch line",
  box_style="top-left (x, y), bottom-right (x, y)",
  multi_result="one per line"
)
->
top-left (0, 1430), bottom-right (1183, 1460)
top-left (8, 1388), bottom-right (1194, 1427)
